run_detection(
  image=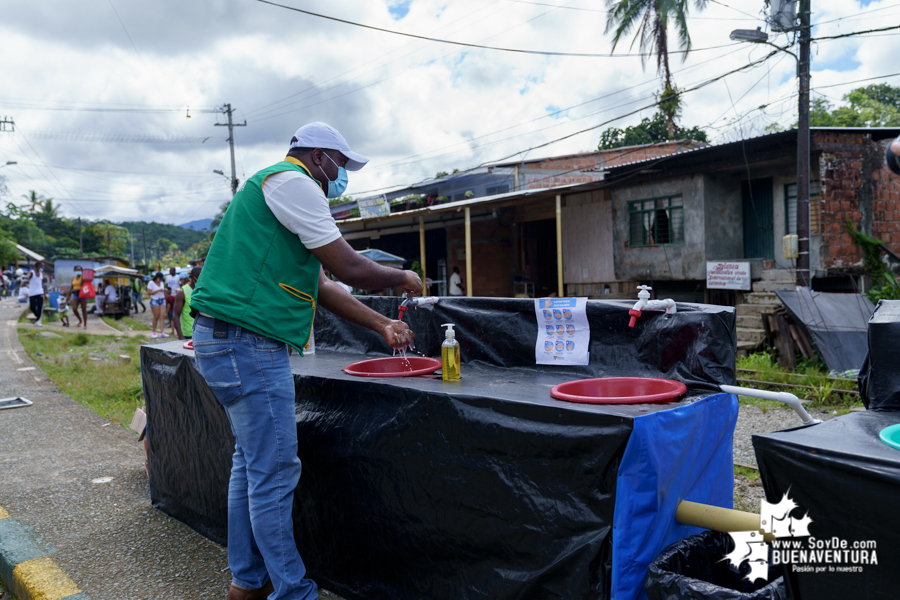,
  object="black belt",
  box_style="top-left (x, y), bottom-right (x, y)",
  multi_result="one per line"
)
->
top-left (196, 314), bottom-right (231, 339)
